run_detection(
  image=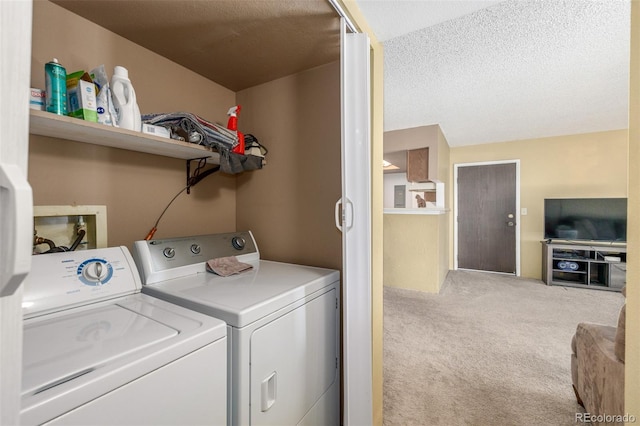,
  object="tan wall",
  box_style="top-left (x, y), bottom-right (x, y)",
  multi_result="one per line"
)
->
top-left (29, 1), bottom-right (237, 250)
top-left (369, 41), bottom-right (385, 426)
top-left (383, 125), bottom-right (451, 294)
top-left (437, 126), bottom-right (450, 189)
top-left (450, 130), bottom-right (628, 279)
top-left (626, 0), bottom-right (639, 418)
top-left (384, 214), bottom-right (446, 293)
top-left (235, 62), bottom-right (342, 270)
top-left (384, 125), bottom-right (439, 180)
top-left (437, 127), bottom-right (451, 284)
